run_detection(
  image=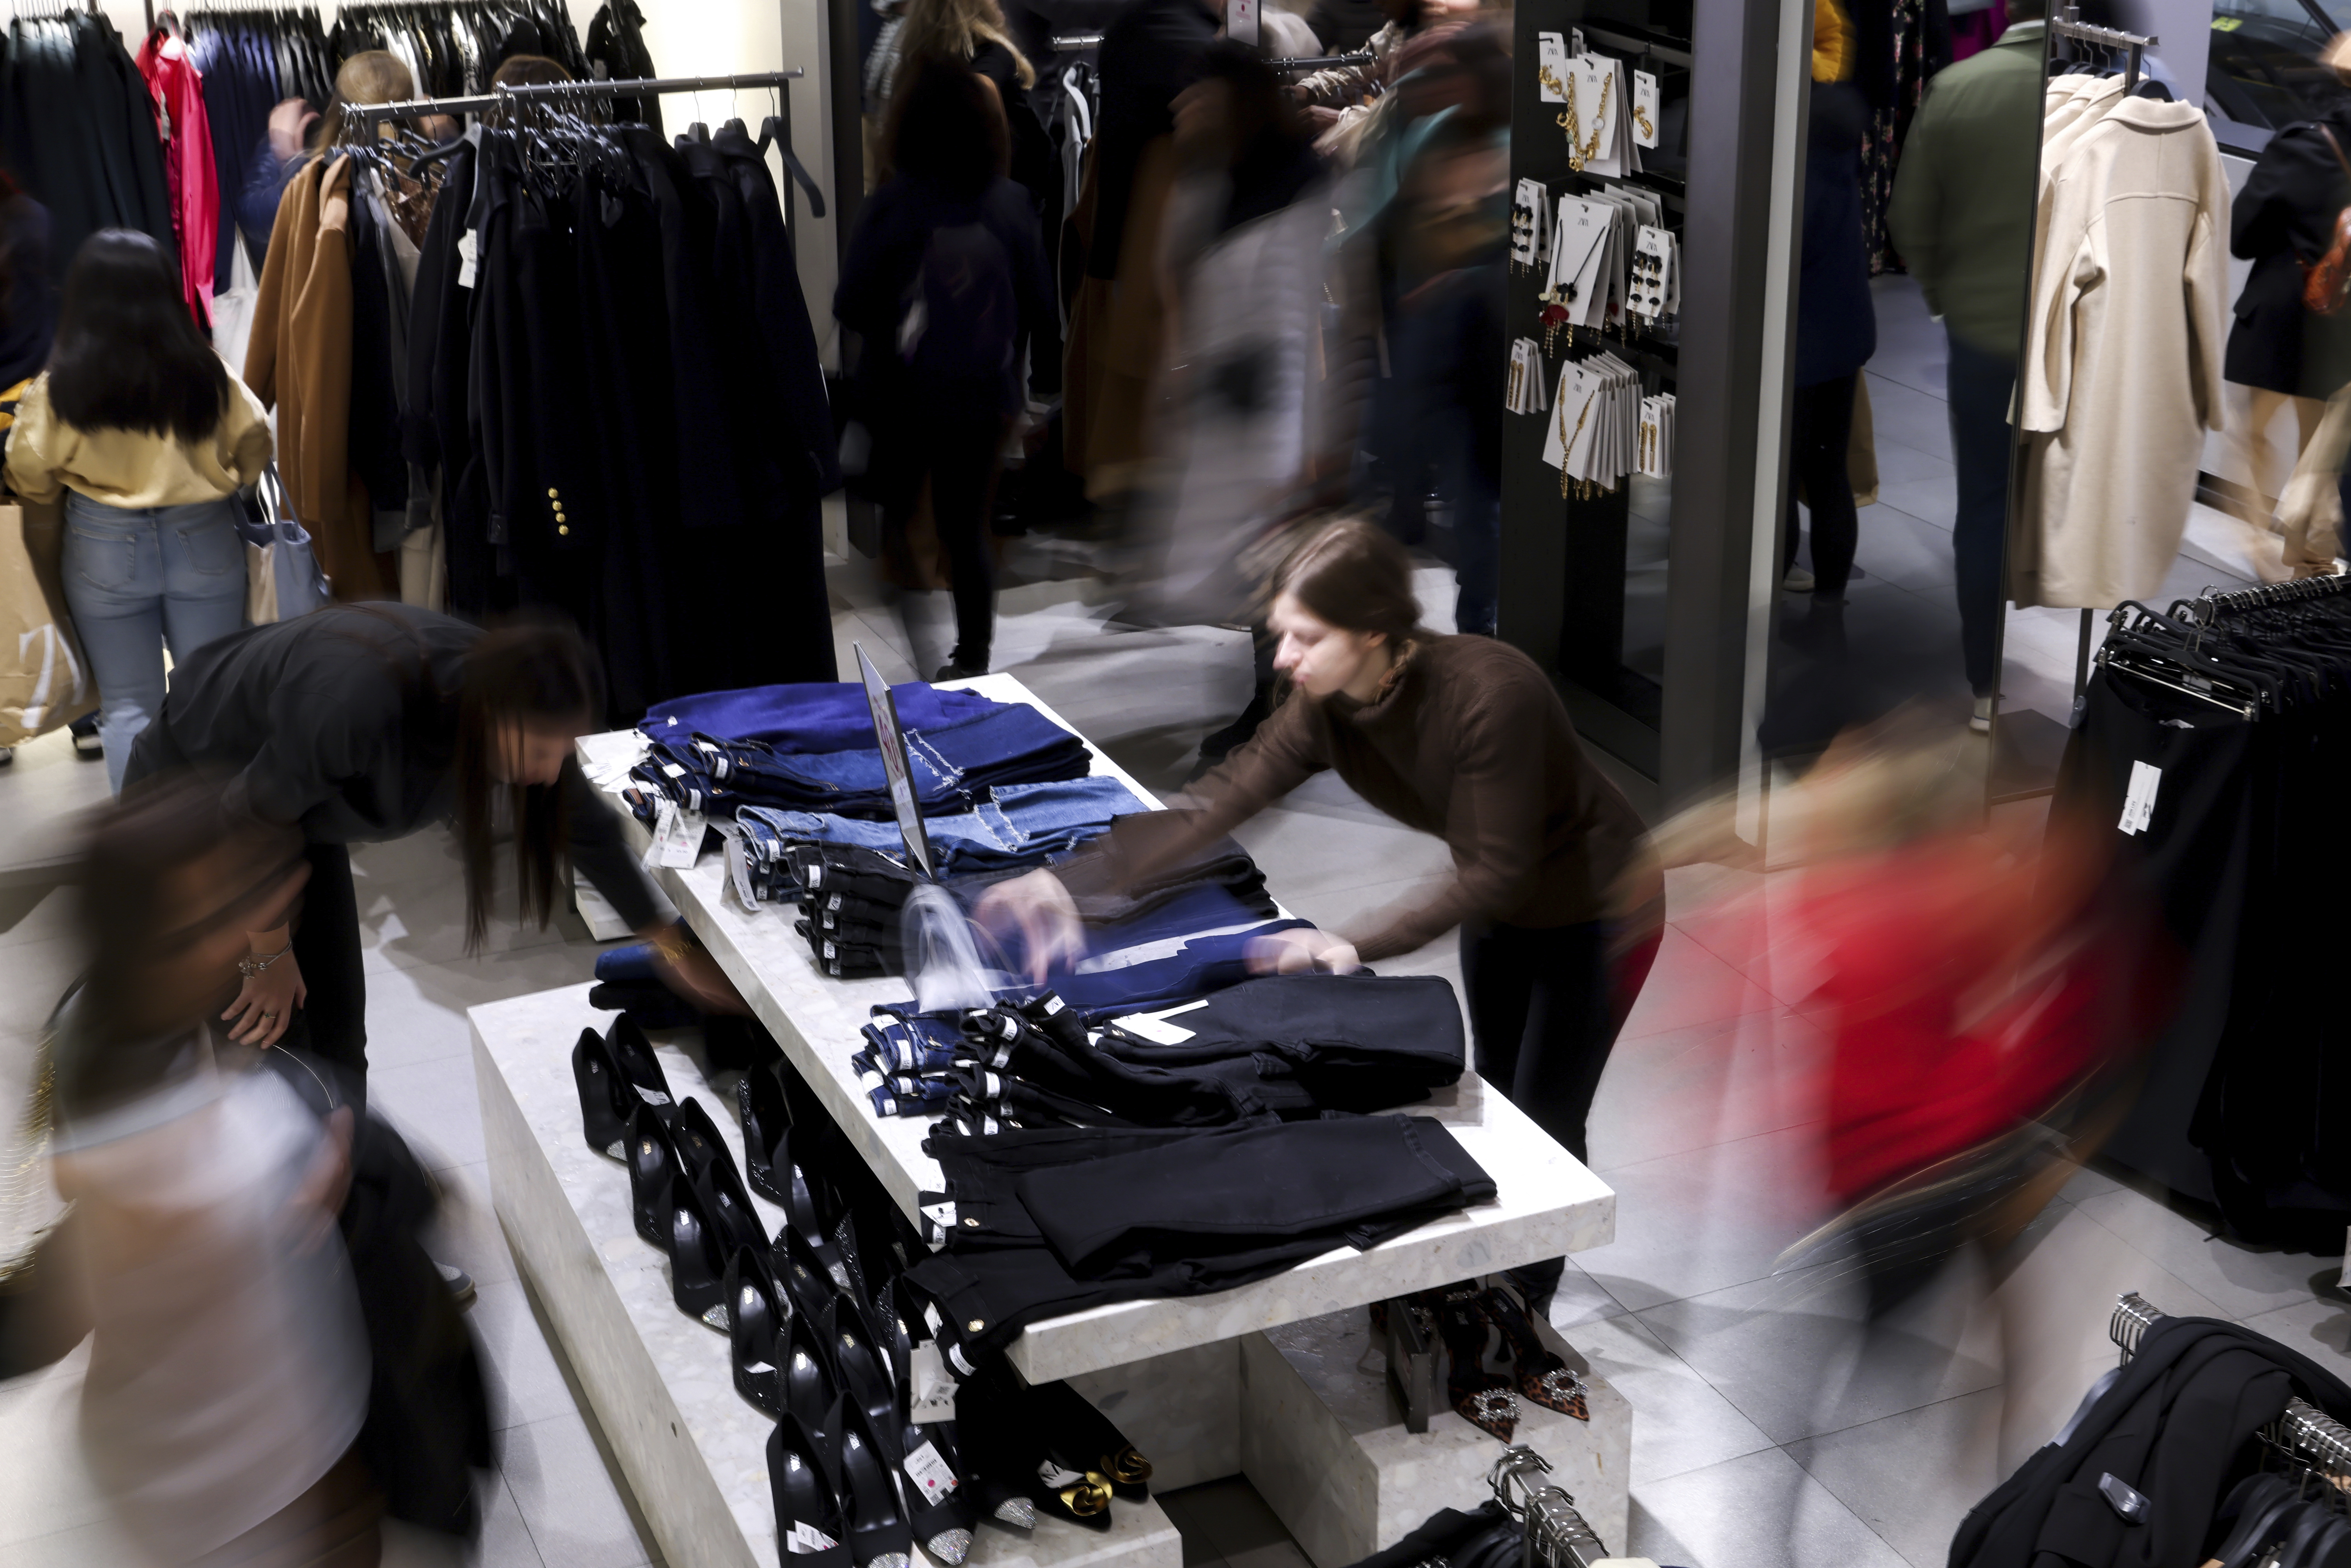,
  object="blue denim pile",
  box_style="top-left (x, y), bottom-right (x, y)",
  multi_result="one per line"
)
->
top-left (630, 704), bottom-right (1093, 822)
